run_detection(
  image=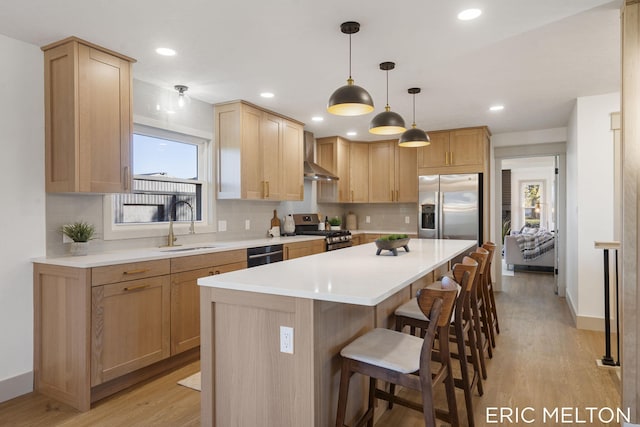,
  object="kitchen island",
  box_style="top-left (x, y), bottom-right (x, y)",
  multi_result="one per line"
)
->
top-left (198, 238), bottom-right (476, 426)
